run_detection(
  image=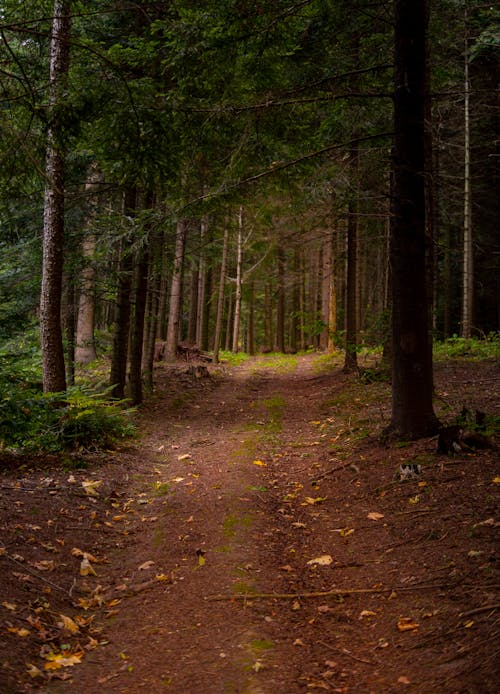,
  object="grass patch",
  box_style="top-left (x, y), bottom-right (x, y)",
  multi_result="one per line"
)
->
top-left (433, 334), bottom-right (499, 361)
